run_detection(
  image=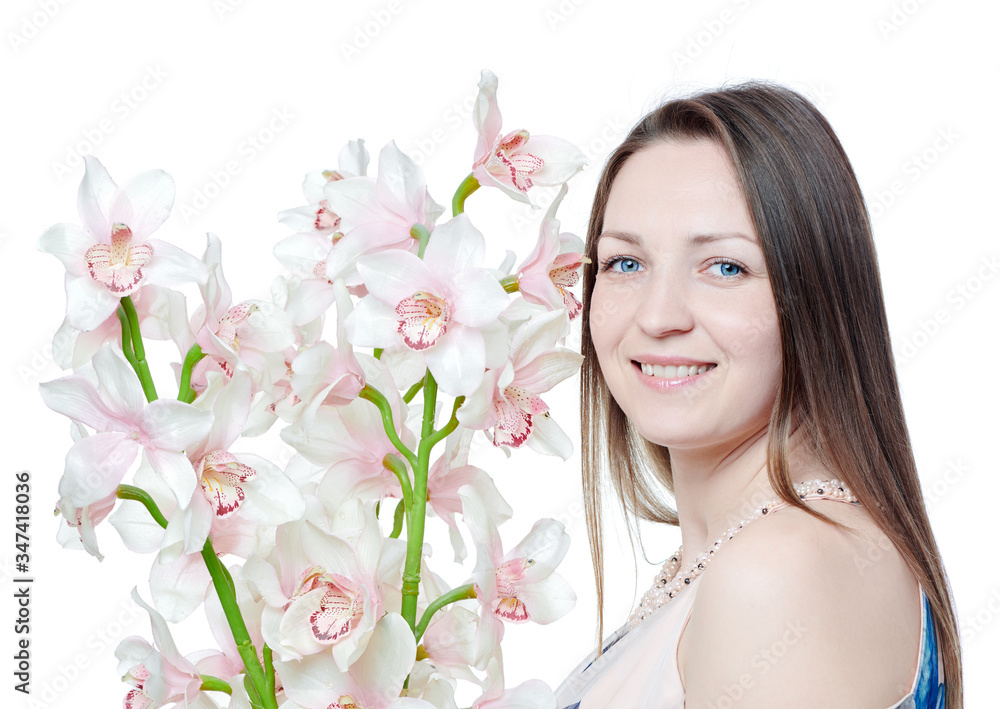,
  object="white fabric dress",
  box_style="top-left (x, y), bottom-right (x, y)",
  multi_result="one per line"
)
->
top-left (555, 503), bottom-right (946, 708)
